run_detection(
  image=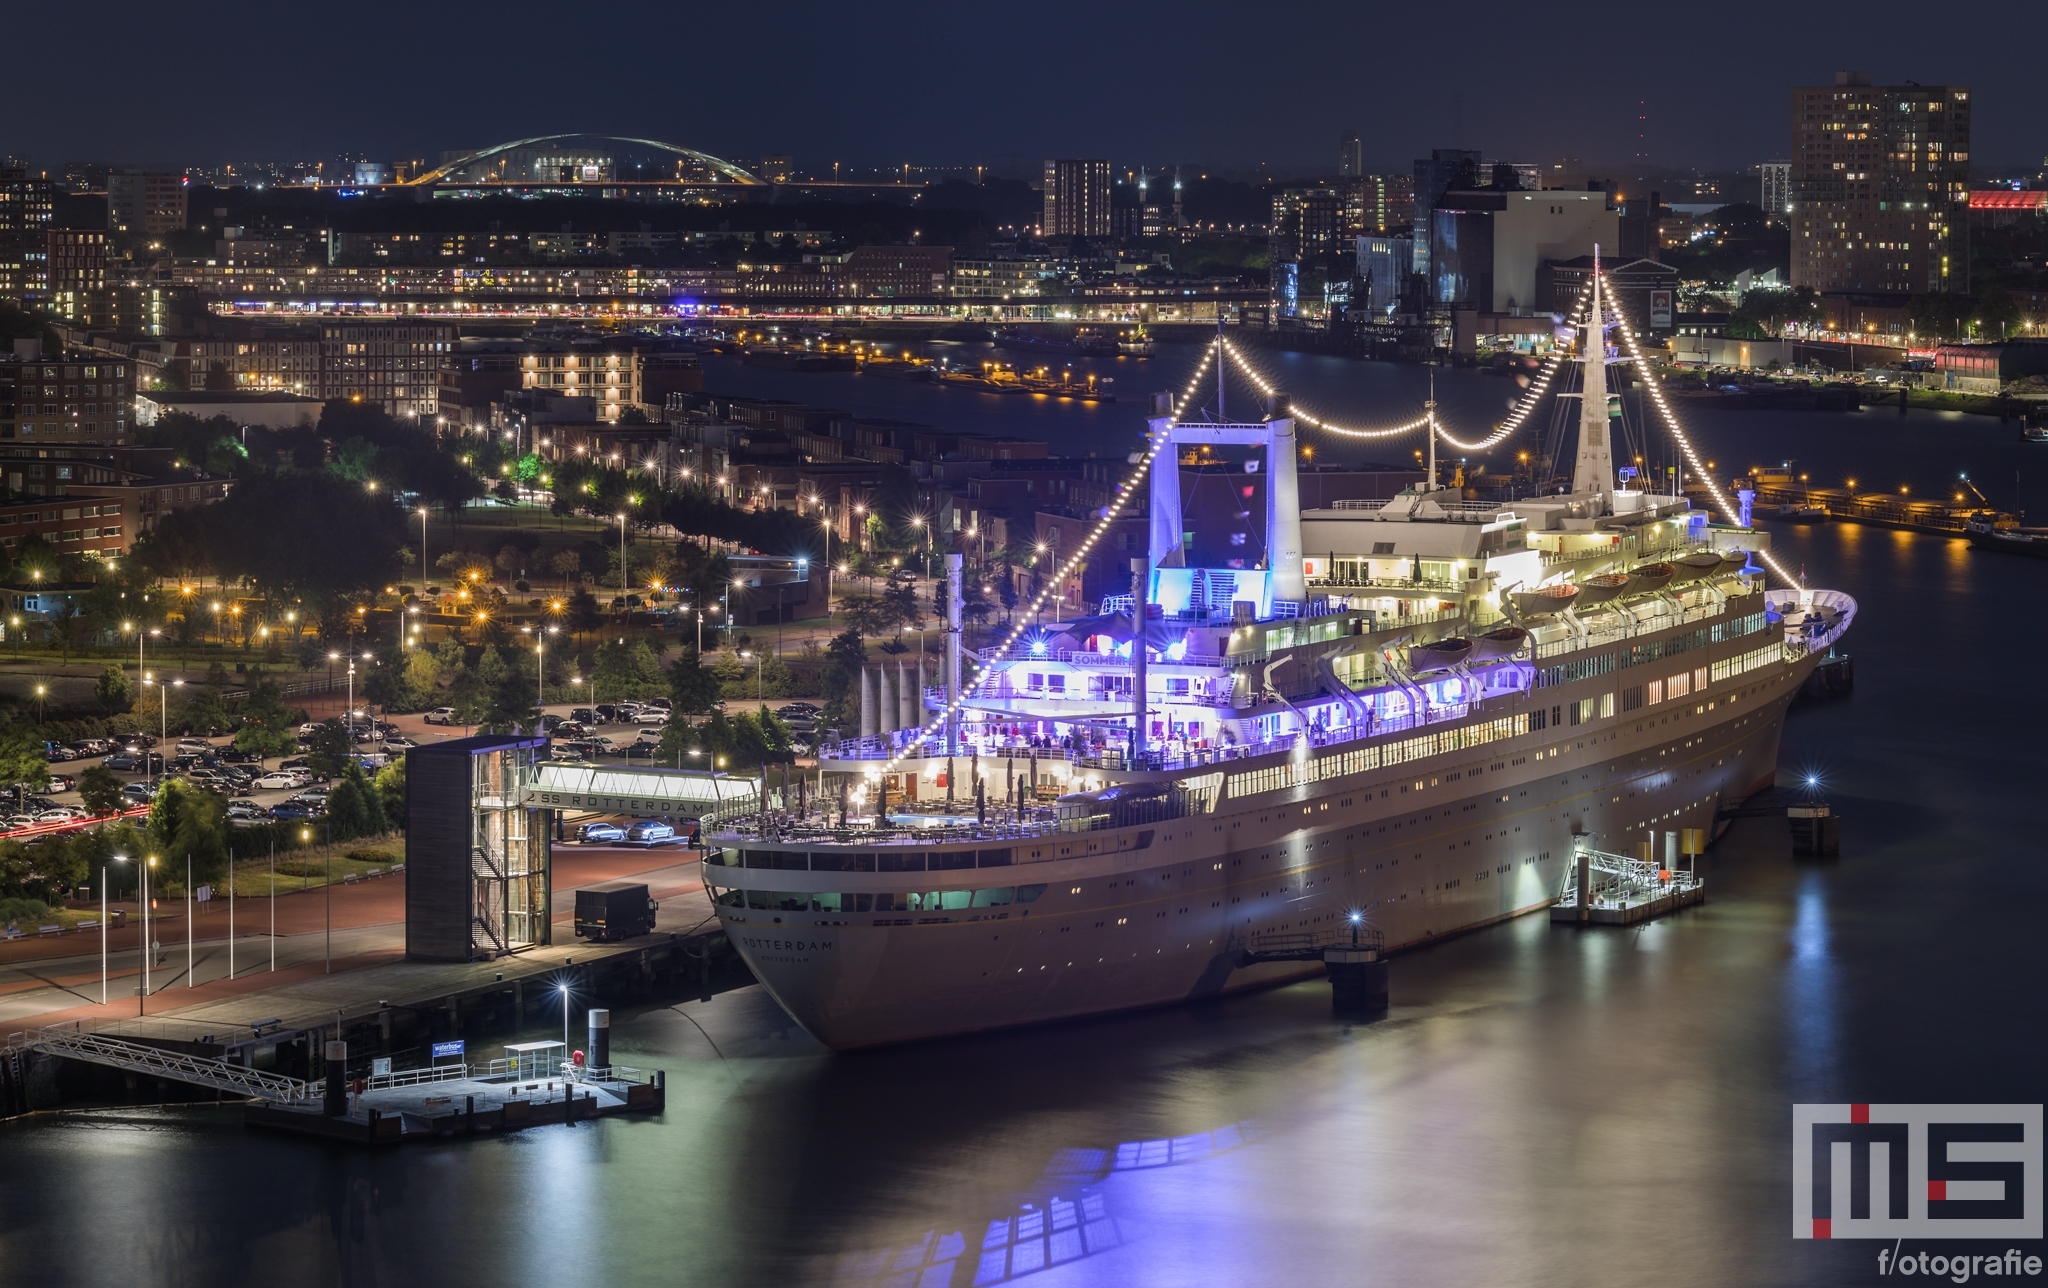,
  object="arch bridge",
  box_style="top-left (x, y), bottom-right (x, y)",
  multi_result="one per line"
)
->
top-left (405, 134), bottom-right (762, 187)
